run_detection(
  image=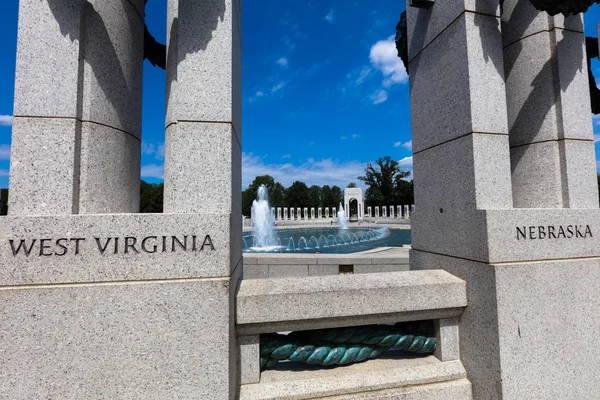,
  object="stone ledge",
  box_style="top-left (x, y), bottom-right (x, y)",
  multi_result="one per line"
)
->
top-left (0, 213), bottom-right (240, 285)
top-left (239, 355), bottom-right (469, 400)
top-left (236, 270), bottom-right (466, 333)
